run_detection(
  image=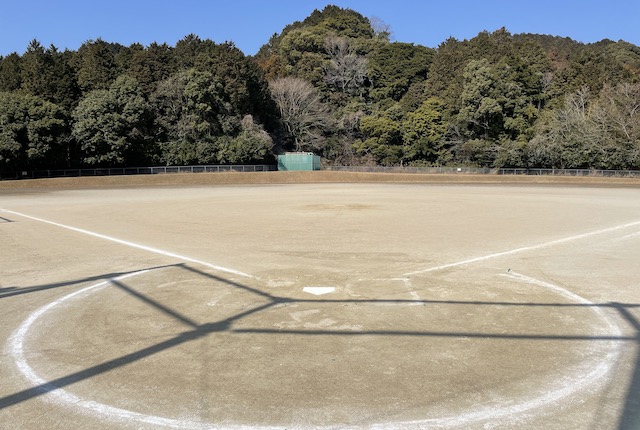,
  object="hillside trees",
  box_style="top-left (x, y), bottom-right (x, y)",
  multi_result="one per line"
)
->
top-left (73, 39), bottom-right (121, 93)
top-left (0, 53), bottom-right (22, 91)
top-left (368, 42), bottom-right (433, 102)
top-left (20, 41), bottom-right (79, 110)
top-left (154, 69), bottom-right (230, 164)
top-left (218, 115), bottom-right (274, 164)
top-left (0, 92), bottom-right (66, 171)
top-left (72, 75), bottom-right (152, 166)
top-left (402, 97), bottom-right (448, 164)
top-left (531, 83), bottom-right (640, 169)
top-left (1, 4), bottom-right (640, 173)
top-left (0, 33), bottom-right (278, 172)
top-left (355, 106), bottom-right (404, 165)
